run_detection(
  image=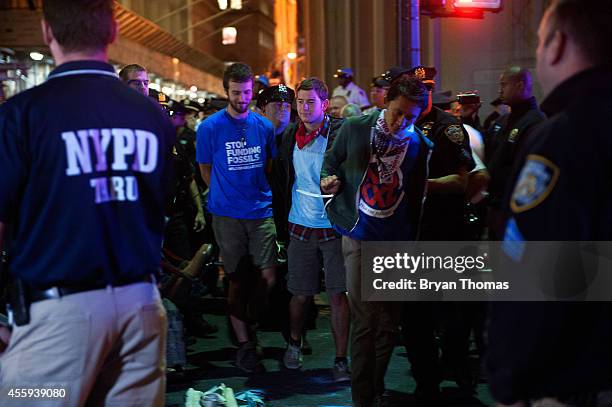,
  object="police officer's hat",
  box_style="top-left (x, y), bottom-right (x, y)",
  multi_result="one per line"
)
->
top-left (256, 84), bottom-right (295, 110)
top-left (255, 74), bottom-right (270, 87)
top-left (166, 99), bottom-right (187, 115)
top-left (407, 66), bottom-right (437, 90)
top-left (182, 99), bottom-right (202, 113)
top-left (432, 90), bottom-right (453, 106)
top-left (382, 66), bottom-right (411, 83)
top-left (334, 67), bottom-right (354, 79)
top-left (371, 75), bottom-right (390, 89)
